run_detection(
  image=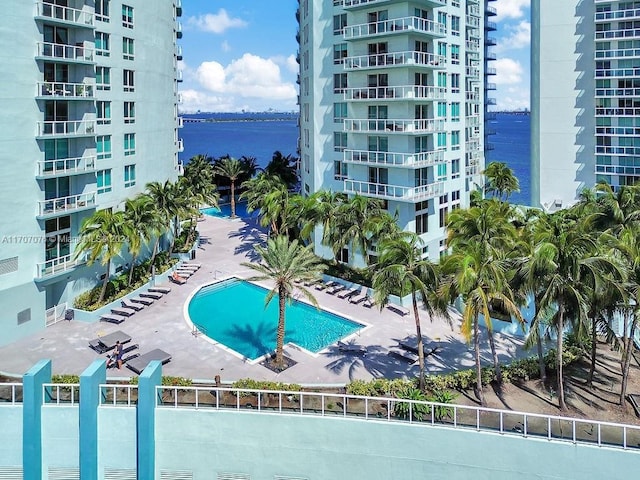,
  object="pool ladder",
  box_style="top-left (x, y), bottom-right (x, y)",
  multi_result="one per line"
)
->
top-left (192, 322), bottom-right (207, 338)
